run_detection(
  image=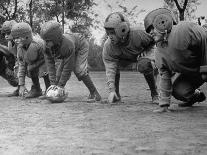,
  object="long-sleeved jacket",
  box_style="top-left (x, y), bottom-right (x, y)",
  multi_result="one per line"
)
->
top-left (43, 33), bottom-right (84, 87)
top-left (156, 21), bottom-right (207, 105)
top-left (102, 27), bottom-right (155, 91)
top-left (17, 36), bottom-right (45, 86)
